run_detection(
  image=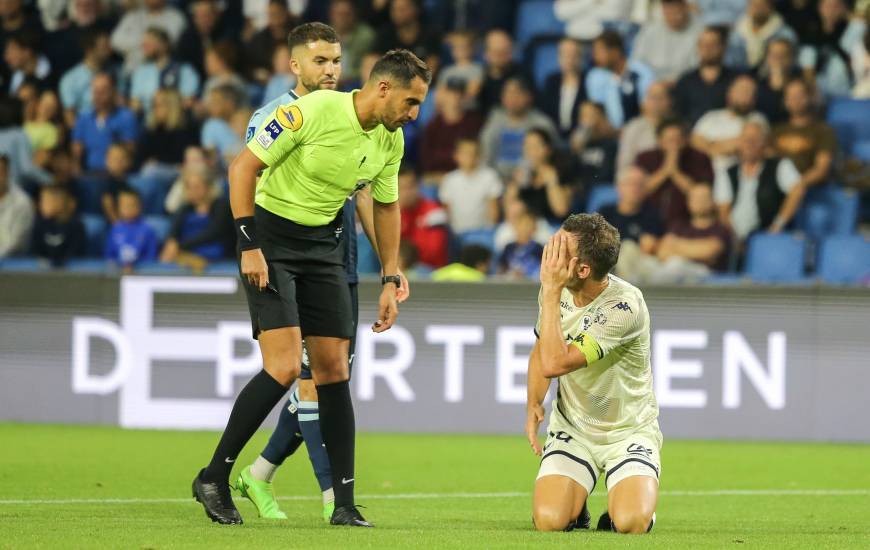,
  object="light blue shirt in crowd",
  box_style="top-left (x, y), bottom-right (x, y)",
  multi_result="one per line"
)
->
top-left (59, 63), bottom-right (95, 113)
top-left (130, 61), bottom-right (200, 115)
top-left (585, 60), bottom-right (654, 128)
top-left (201, 118), bottom-right (242, 162)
